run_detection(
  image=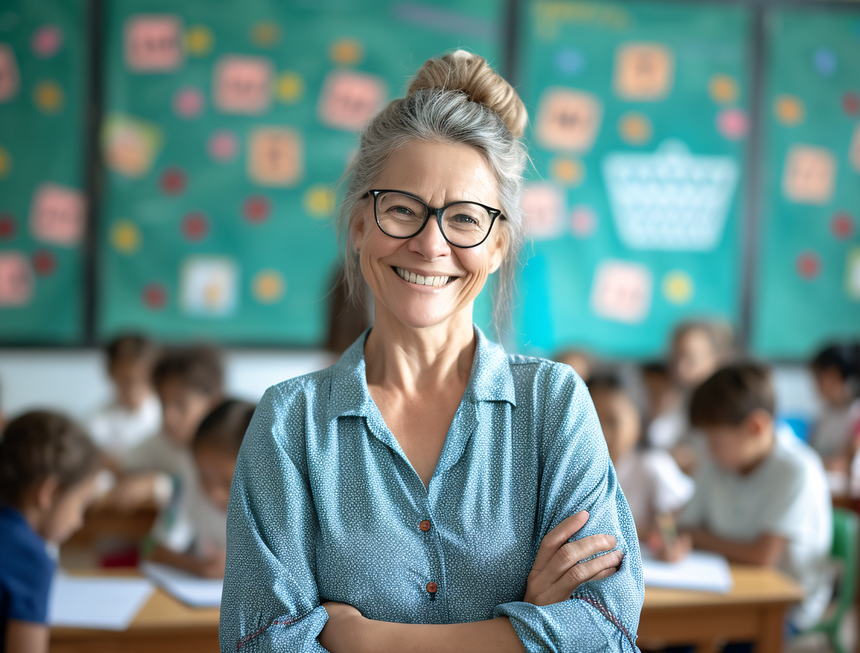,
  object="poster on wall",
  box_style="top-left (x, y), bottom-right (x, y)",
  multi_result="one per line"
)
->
top-left (0, 0), bottom-right (88, 343)
top-left (99, 0), bottom-right (502, 345)
top-left (514, 0), bottom-right (750, 358)
top-left (751, 8), bottom-right (860, 358)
